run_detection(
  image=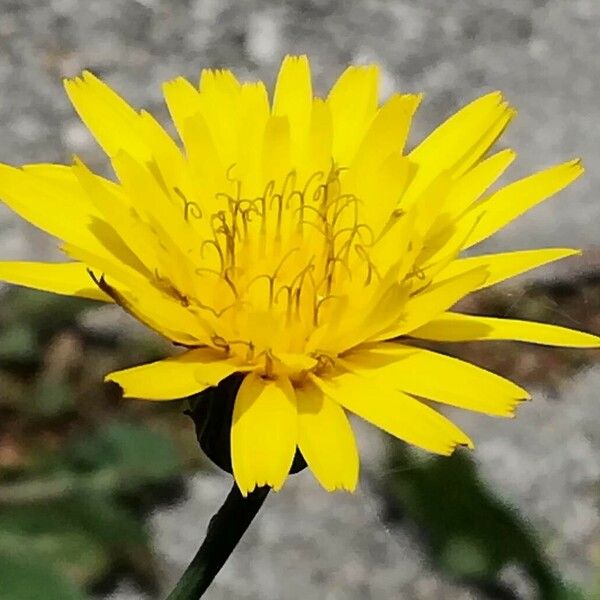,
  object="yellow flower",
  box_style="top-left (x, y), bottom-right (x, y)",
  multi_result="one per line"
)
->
top-left (0, 56), bottom-right (597, 495)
